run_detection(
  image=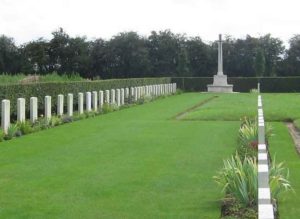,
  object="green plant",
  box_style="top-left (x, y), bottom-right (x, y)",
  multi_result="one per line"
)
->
top-left (250, 89), bottom-right (258, 93)
top-left (49, 116), bottom-right (62, 127)
top-left (269, 157), bottom-right (292, 200)
top-left (4, 124), bottom-right (19, 140)
top-left (17, 121), bottom-right (34, 135)
top-left (34, 117), bottom-right (50, 130)
top-left (237, 117), bottom-right (258, 159)
top-left (101, 103), bottom-right (115, 114)
top-left (0, 129), bottom-right (5, 142)
top-left (214, 153), bottom-right (258, 207)
top-left (0, 77), bottom-right (171, 116)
